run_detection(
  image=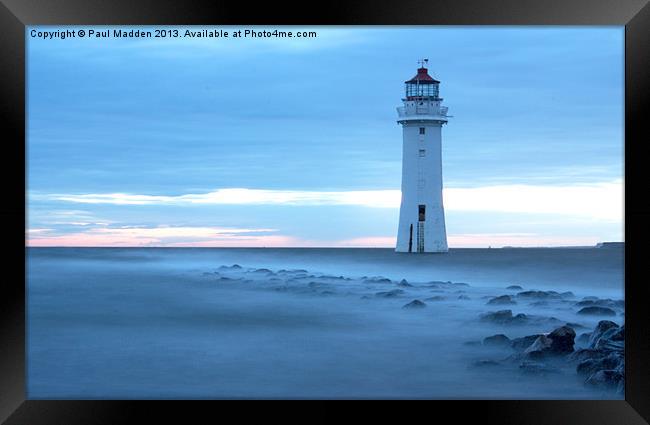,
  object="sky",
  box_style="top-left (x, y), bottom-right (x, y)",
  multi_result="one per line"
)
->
top-left (26, 26), bottom-right (624, 248)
